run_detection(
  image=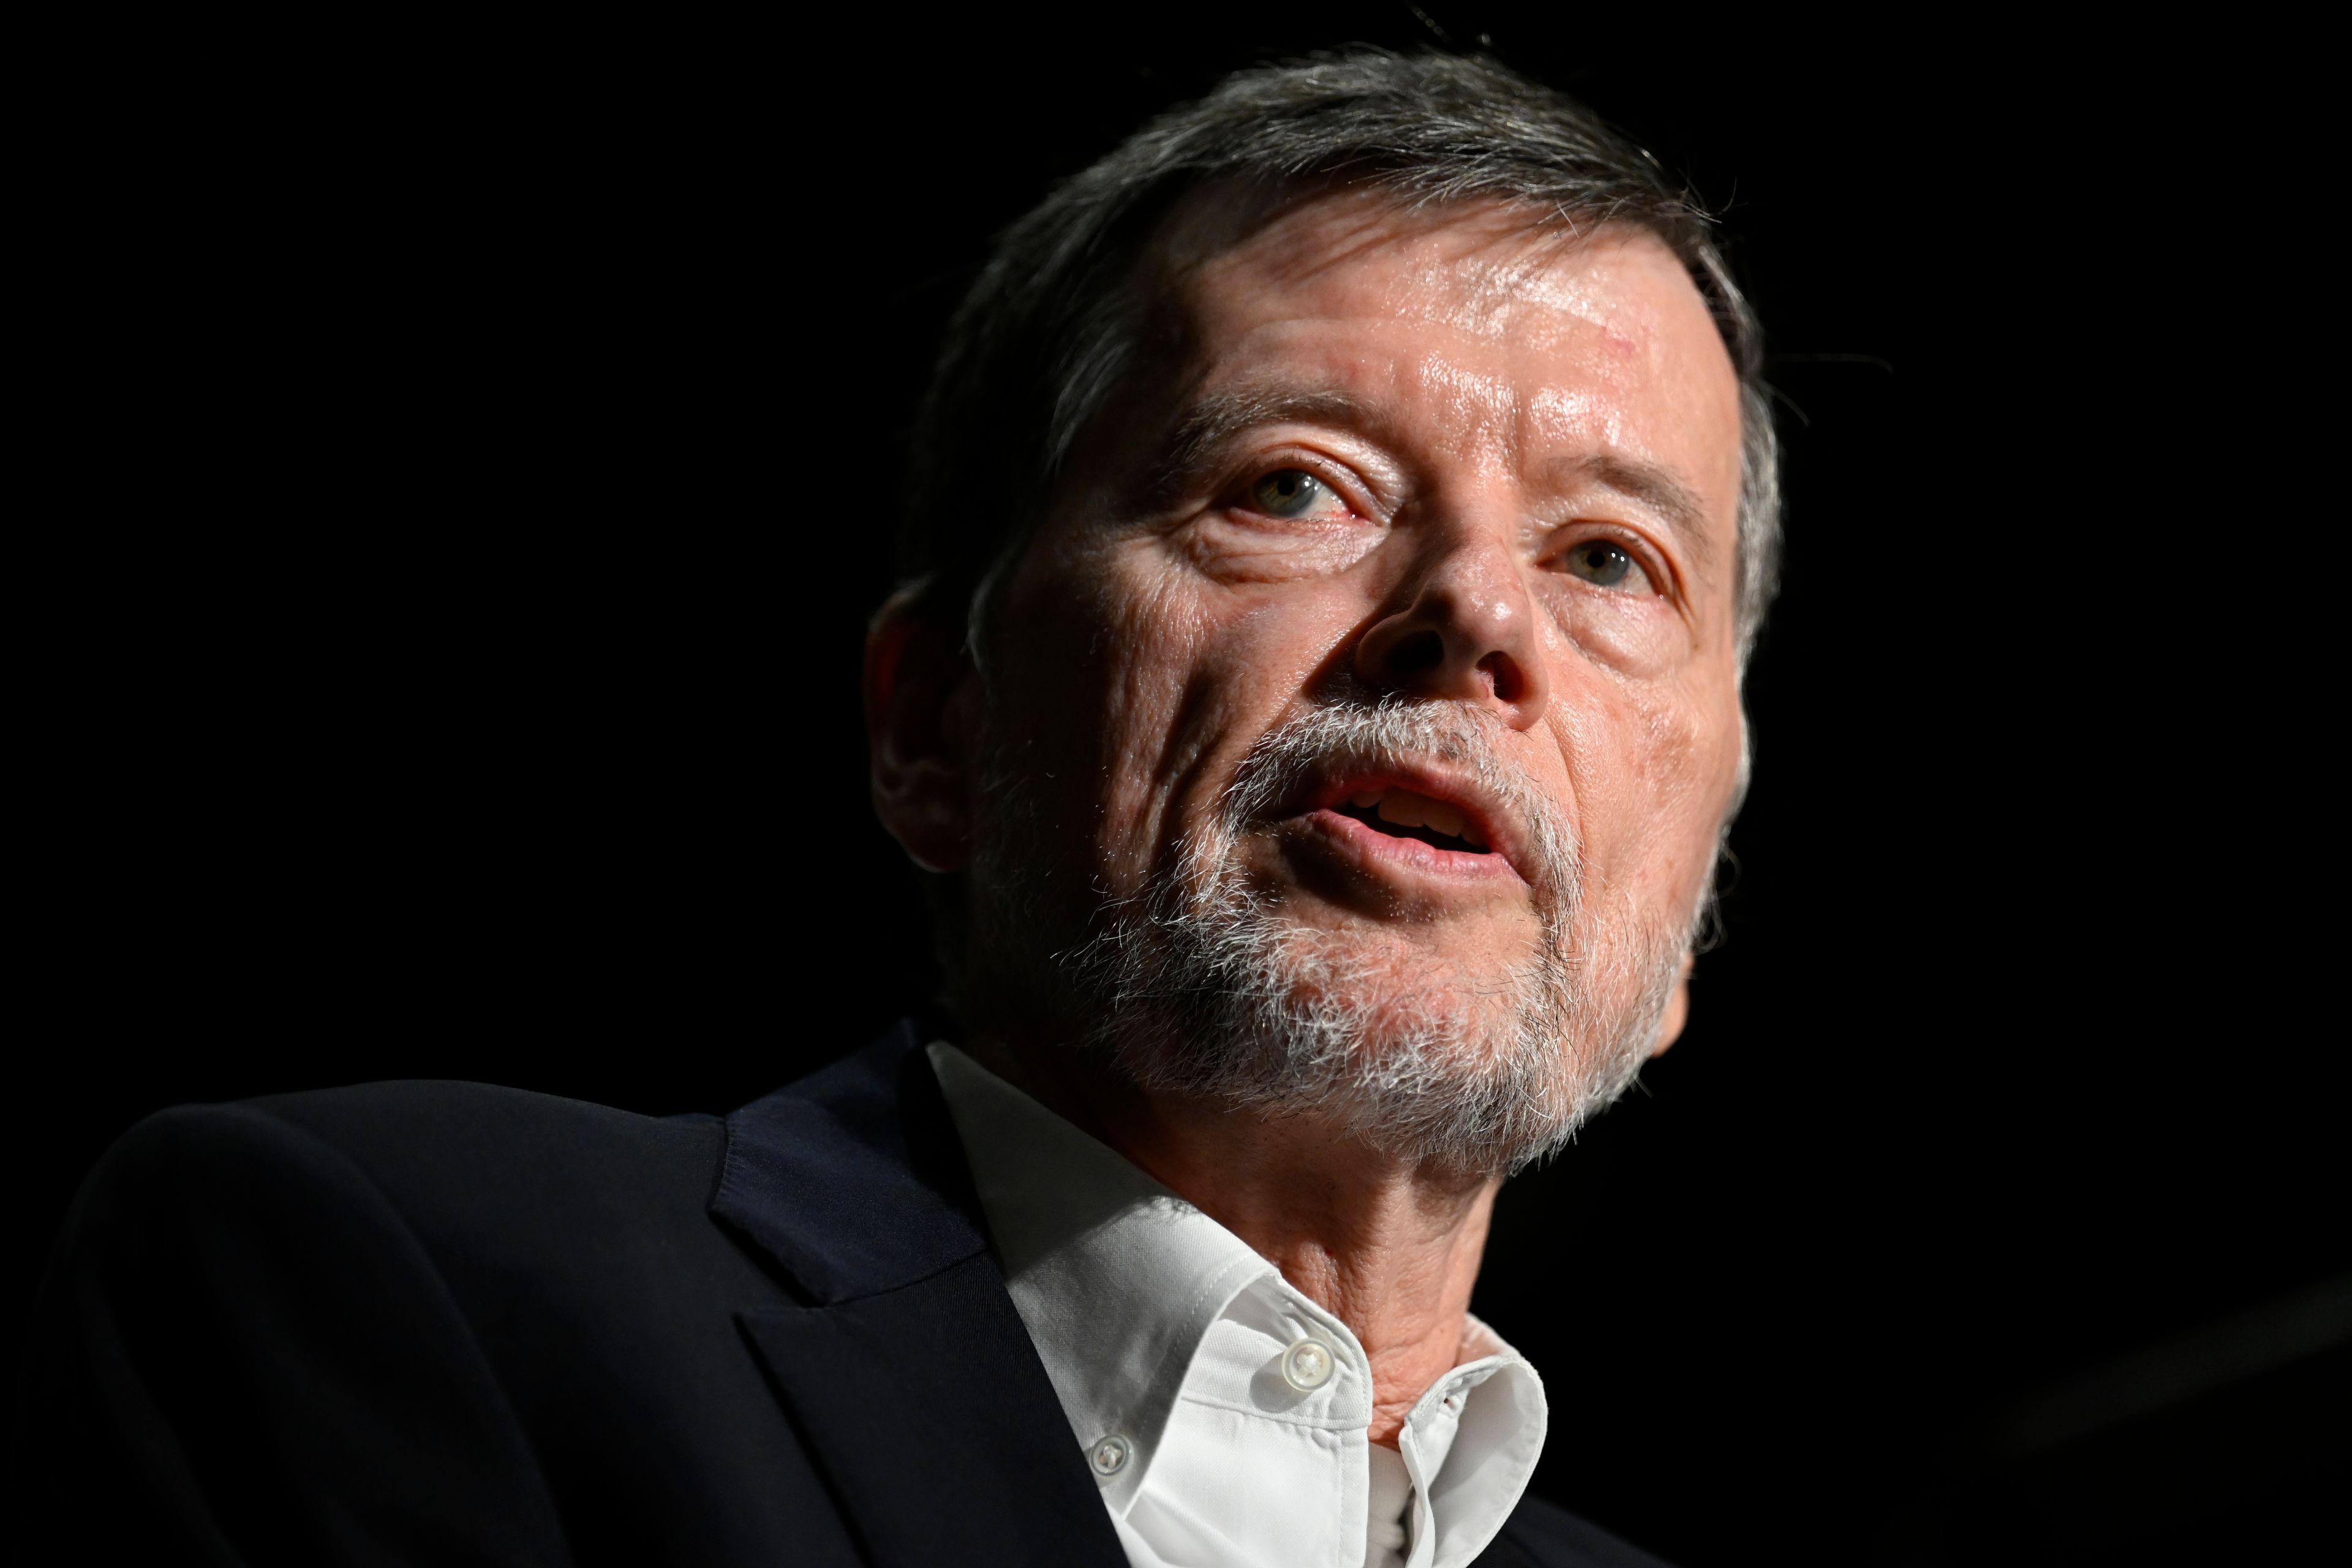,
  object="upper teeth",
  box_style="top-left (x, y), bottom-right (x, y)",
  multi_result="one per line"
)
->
top-left (1348, 787), bottom-right (1487, 848)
